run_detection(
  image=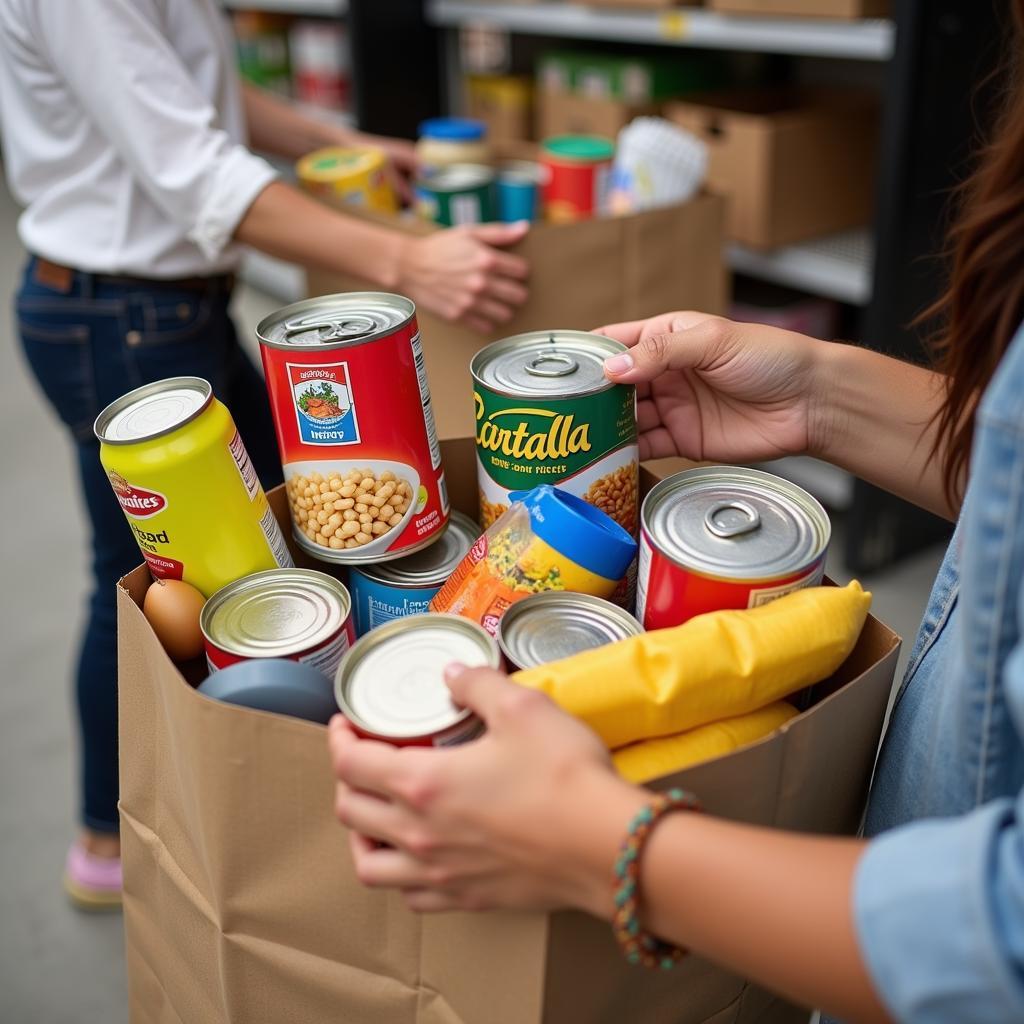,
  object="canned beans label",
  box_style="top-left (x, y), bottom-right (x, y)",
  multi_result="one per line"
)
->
top-left (474, 383), bottom-right (638, 532)
top-left (262, 317), bottom-right (447, 559)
